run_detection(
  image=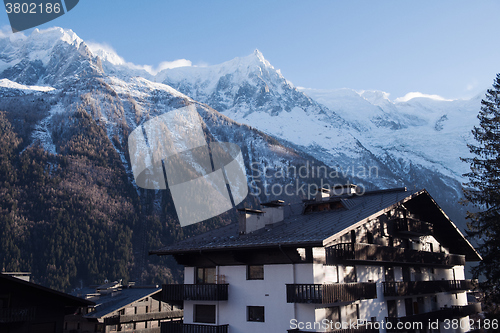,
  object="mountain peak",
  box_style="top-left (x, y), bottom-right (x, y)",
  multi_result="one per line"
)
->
top-left (238, 49), bottom-right (272, 70)
top-left (28, 27), bottom-right (83, 47)
top-left (253, 48), bottom-right (264, 59)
